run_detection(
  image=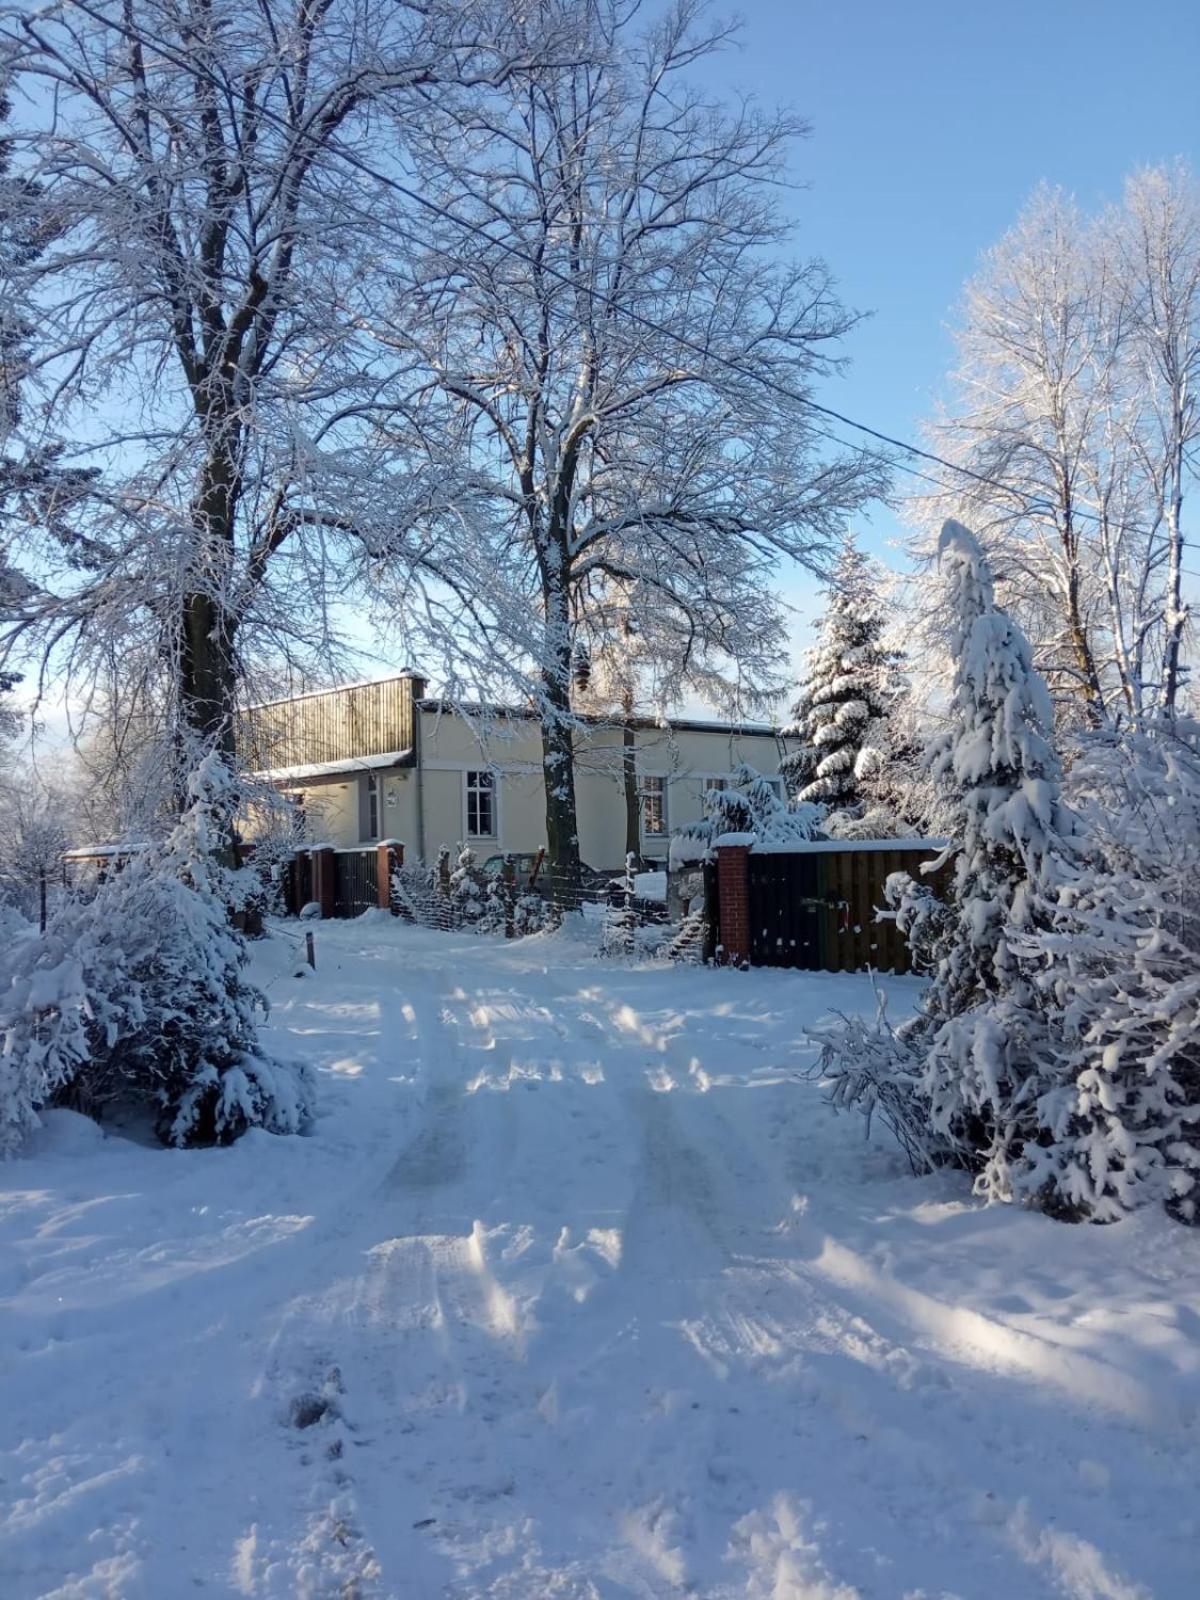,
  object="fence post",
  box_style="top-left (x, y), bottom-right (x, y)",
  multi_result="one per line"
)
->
top-left (502, 853), bottom-right (517, 938)
top-left (376, 840), bottom-right (403, 912)
top-left (312, 846), bottom-right (336, 919)
top-left (715, 844), bottom-right (752, 967)
top-left (289, 849), bottom-right (306, 916)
